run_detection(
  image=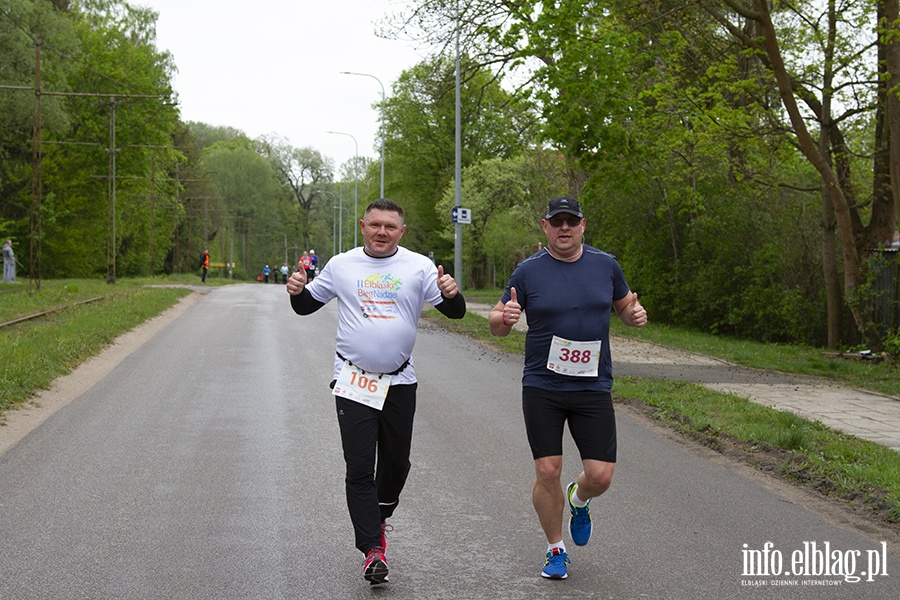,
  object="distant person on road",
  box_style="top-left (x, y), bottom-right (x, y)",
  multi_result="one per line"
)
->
top-left (280, 263), bottom-right (289, 284)
top-left (262, 264), bottom-right (270, 284)
top-left (286, 198), bottom-right (466, 586)
top-left (489, 196), bottom-right (648, 581)
top-left (2, 239), bottom-right (15, 283)
top-left (300, 251), bottom-right (313, 281)
top-left (309, 249), bottom-right (318, 280)
top-left (199, 249), bottom-right (209, 283)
